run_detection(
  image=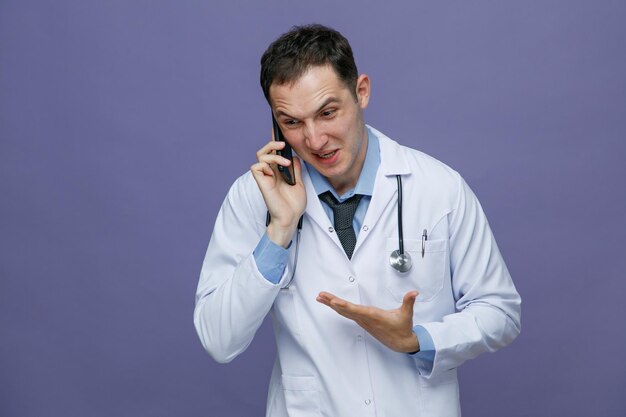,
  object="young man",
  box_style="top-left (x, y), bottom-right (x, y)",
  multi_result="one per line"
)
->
top-left (195, 24), bottom-right (521, 416)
